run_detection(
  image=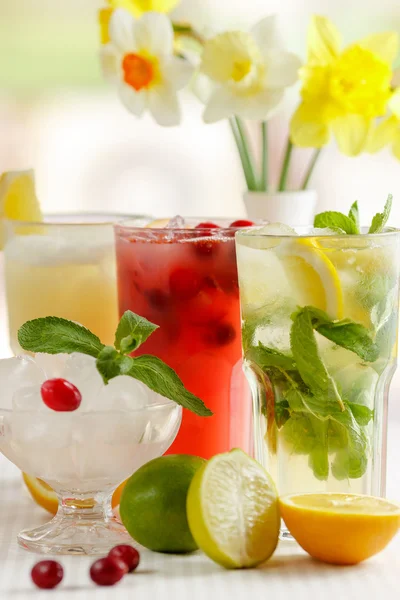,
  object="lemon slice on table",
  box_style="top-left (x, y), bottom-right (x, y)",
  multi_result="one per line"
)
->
top-left (187, 449), bottom-right (280, 569)
top-left (280, 493), bottom-right (400, 565)
top-left (0, 170), bottom-right (42, 248)
top-left (279, 239), bottom-right (344, 319)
